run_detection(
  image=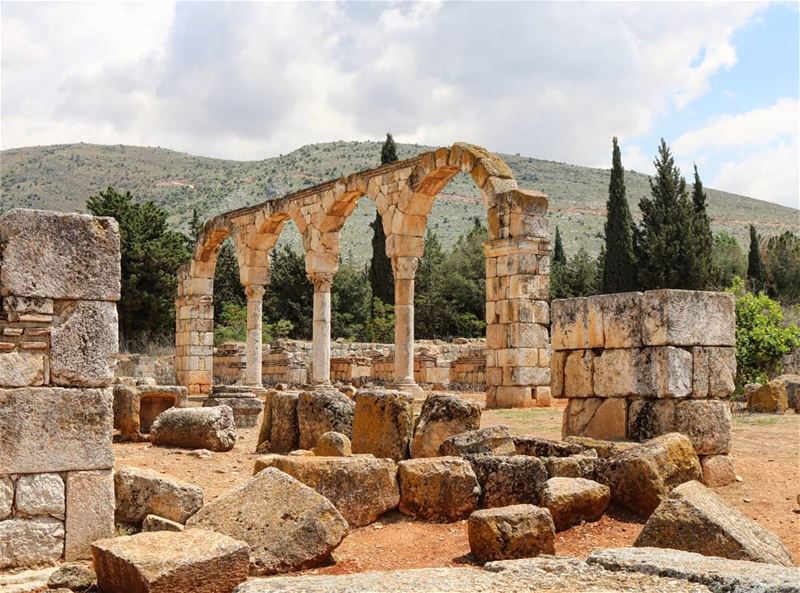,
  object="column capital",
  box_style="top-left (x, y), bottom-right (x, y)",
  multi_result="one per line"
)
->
top-left (391, 256), bottom-right (419, 280)
top-left (307, 271), bottom-right (335, 292)
top-left (244, 284), bottom-right (266, 300)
